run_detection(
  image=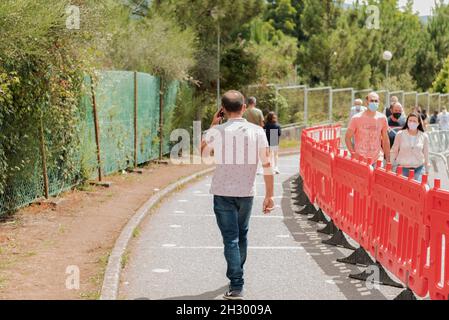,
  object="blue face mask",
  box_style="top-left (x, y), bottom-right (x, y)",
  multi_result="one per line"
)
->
top-left (368, 102), bottom-right (379, 112)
